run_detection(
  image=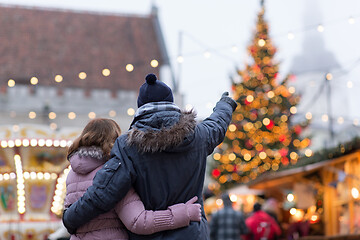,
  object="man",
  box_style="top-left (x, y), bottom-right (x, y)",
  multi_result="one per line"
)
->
top-left (62, 73), bottom-right (237, 239)
top-left (210, 194), bottom-right (248, 240)
top-left (245, 203), bottom-right (281, 240)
